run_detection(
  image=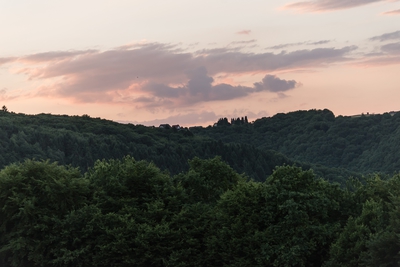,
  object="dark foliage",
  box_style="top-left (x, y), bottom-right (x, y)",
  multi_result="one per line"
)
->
top-left (0, 111), bottom-right (355, 183)
top-left (1, 158), bottom-right (398, 266)
top-left (192, 109), bottom-right (400, 175)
